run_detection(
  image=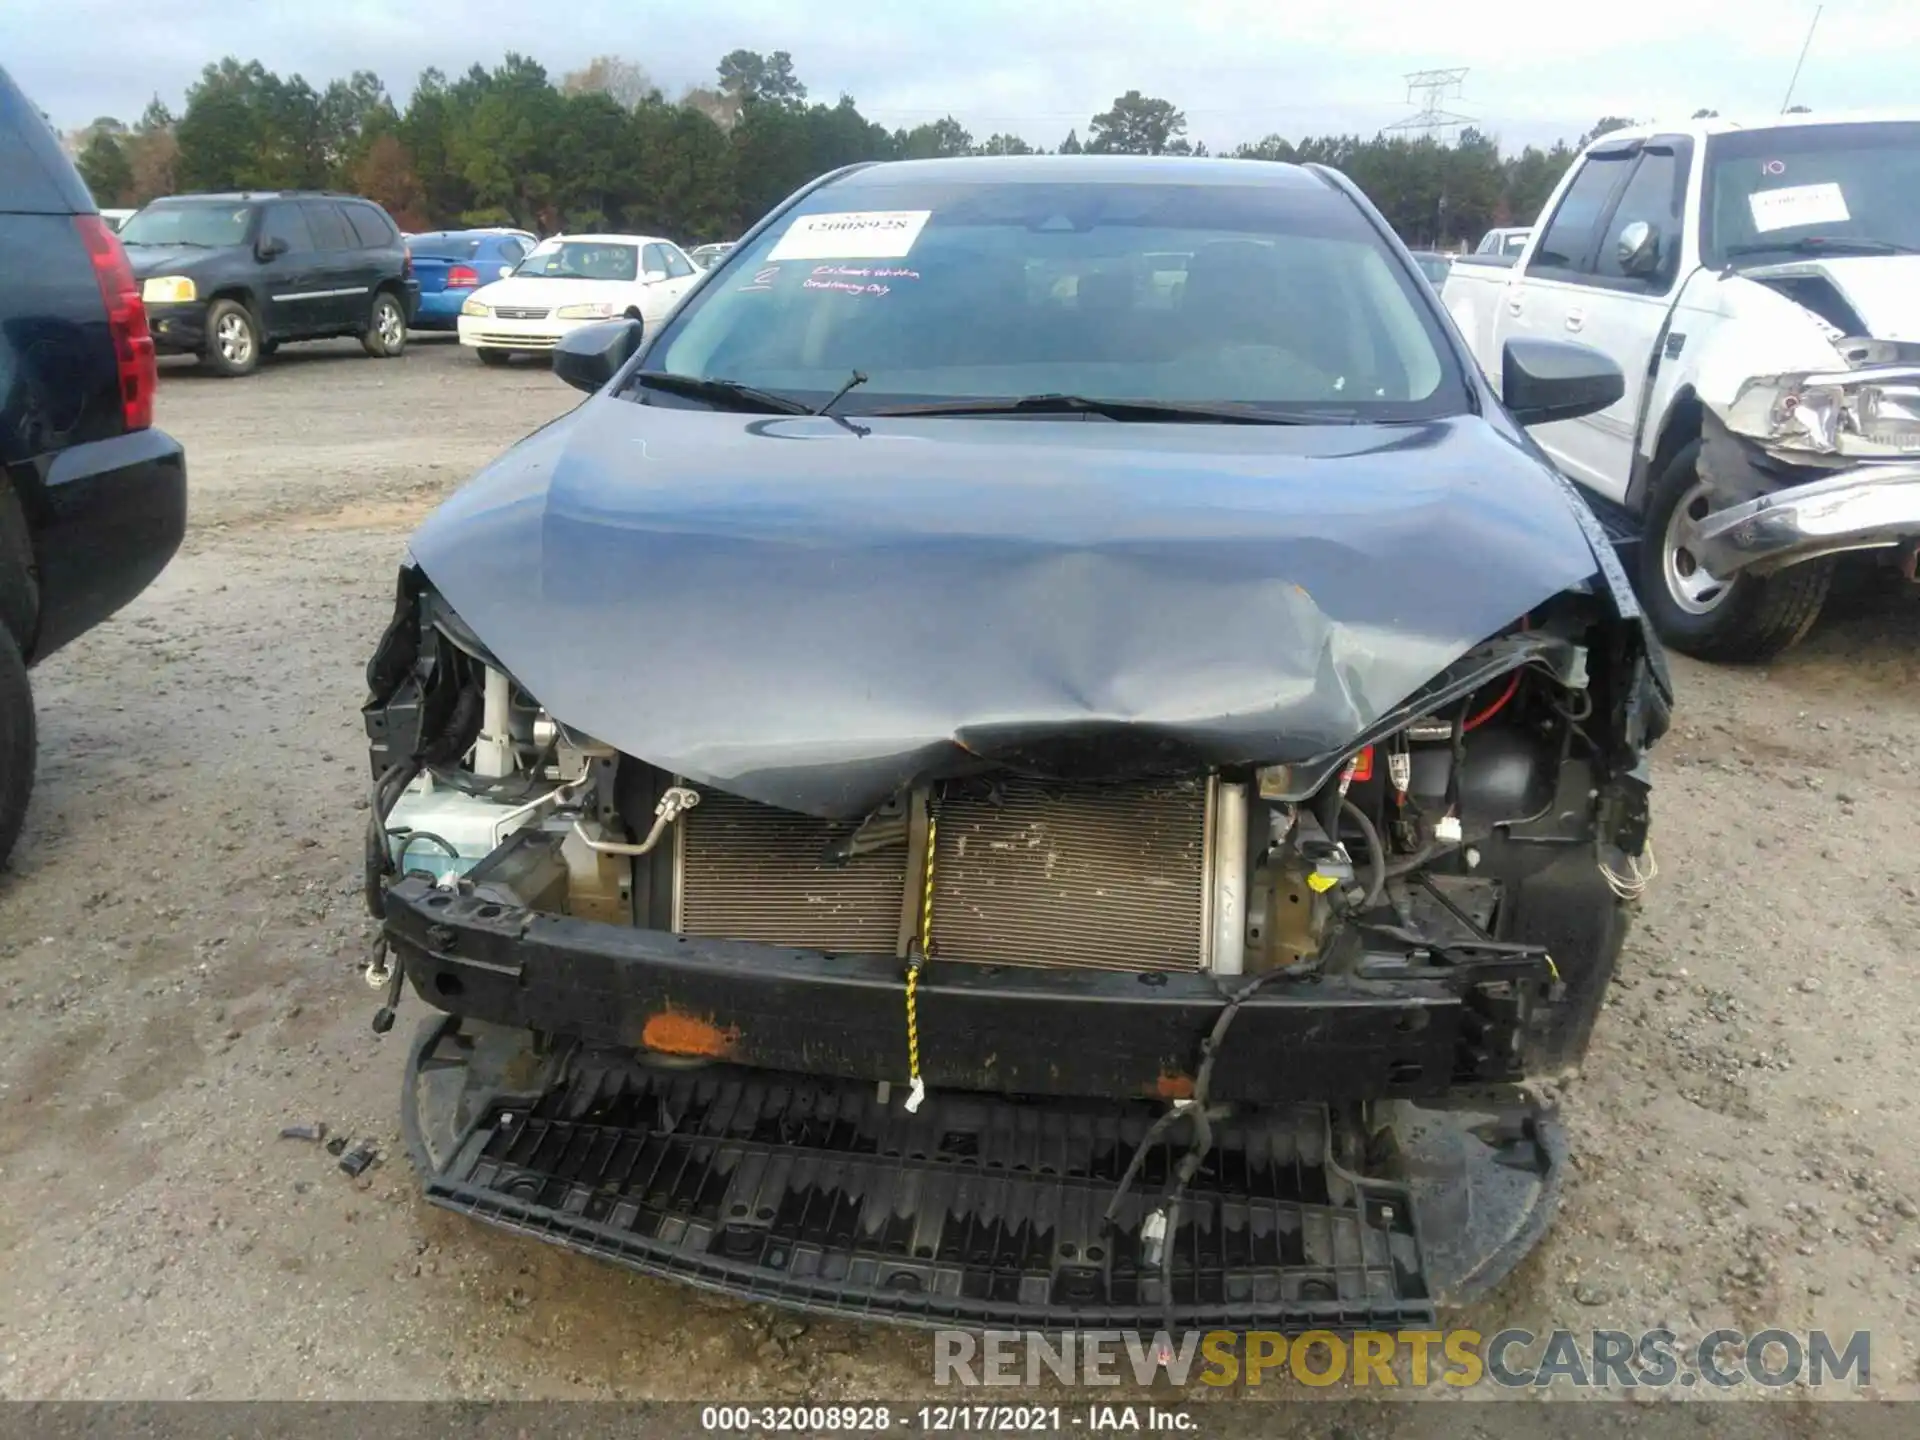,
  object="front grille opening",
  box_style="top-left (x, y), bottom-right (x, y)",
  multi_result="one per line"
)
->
top-left (673, 775), bottom-right (1211, 972)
